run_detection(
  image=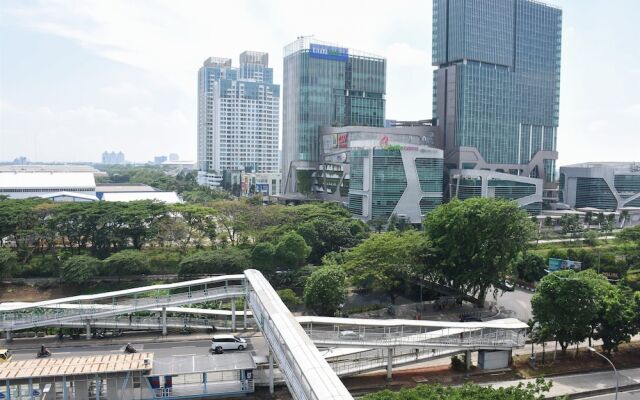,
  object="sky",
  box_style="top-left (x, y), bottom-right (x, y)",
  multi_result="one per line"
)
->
top-left (0, 0), bottom-right (639, 165)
